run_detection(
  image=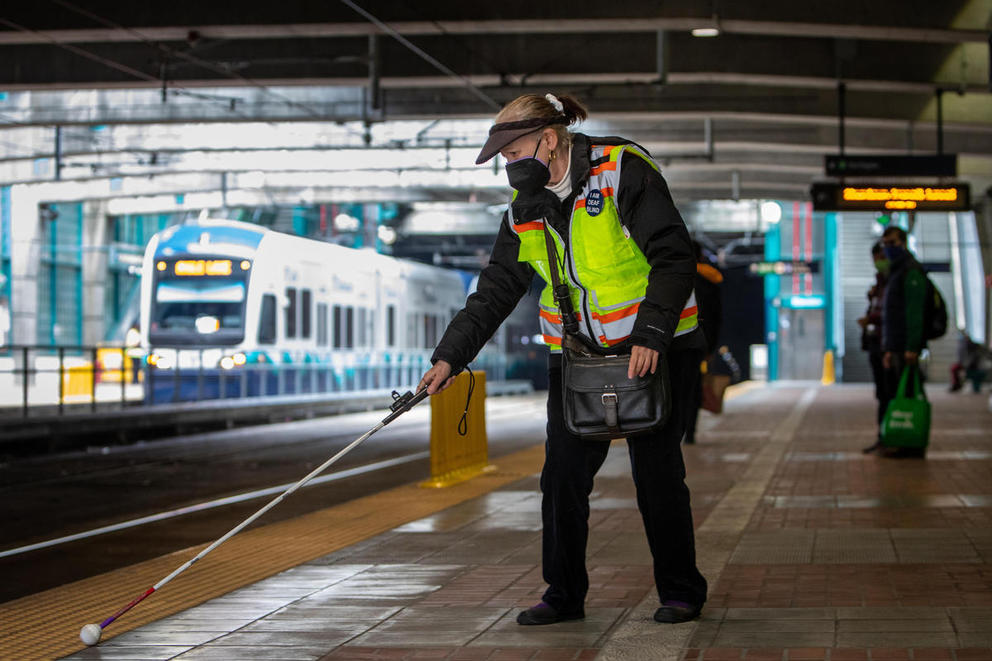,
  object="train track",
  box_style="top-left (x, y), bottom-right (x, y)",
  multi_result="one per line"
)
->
top-left (0, 394), bottom-right (547, 601)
